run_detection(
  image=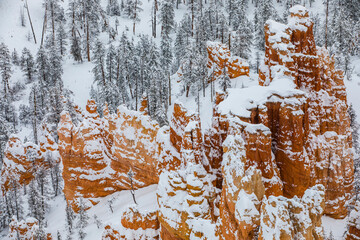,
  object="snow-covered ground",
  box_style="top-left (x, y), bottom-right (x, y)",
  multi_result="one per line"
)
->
top-left (46, 184), bottom-right (157, 239)
top-left (0, 0), bottom-right (359, 239)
